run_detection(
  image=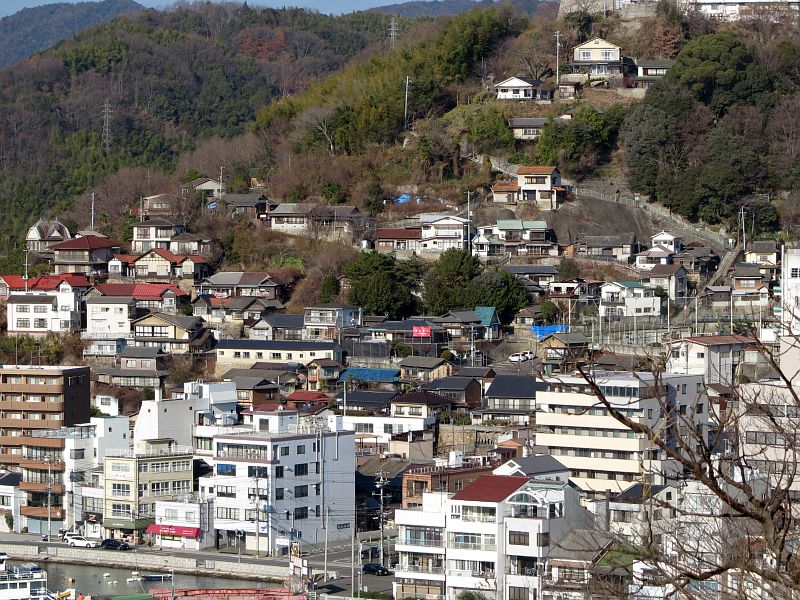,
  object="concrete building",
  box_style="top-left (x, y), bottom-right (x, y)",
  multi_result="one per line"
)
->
top-left (599, 281), bottom-right (661, 320)
top-left (20, 418), bottom-right (128, 536)
top-left (393, 472), bottom-right (592, 600)
top-left (665, 335), bottom-right (757, 386)
top-left (537, 371), bottom-right (708, 496)
top-left (150, 497), bottom-right (215, 550)
top-left (781, 247), bottom-right (800, 334)
top-left (82, 296), bottom-right (136, 357)
top-left (102, 439), bottom-right (194, 541)
top-left (0, 365), bottom-right (90, 473)
top-left (6, 280), bottom-right (82, 337)
top-left (199, 410), bottom-right (355, 555)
